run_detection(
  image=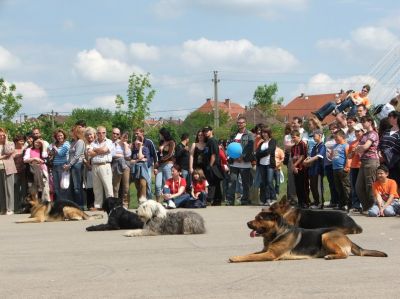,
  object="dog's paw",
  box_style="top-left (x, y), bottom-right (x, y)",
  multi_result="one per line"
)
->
top-left (228, 256), bottom-right (240, 263)
top-left (123, 229), bottom-right (142, 237)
